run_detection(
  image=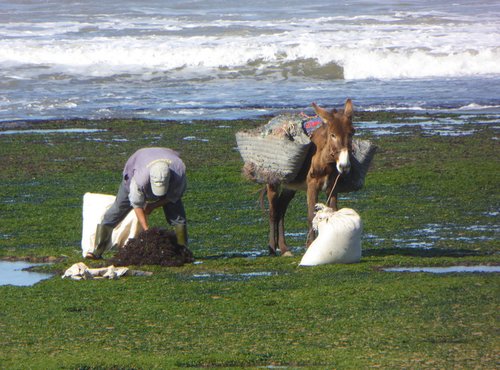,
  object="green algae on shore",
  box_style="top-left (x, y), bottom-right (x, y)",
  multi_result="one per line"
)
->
top-left (0, 112), bottom-right (498, 368)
